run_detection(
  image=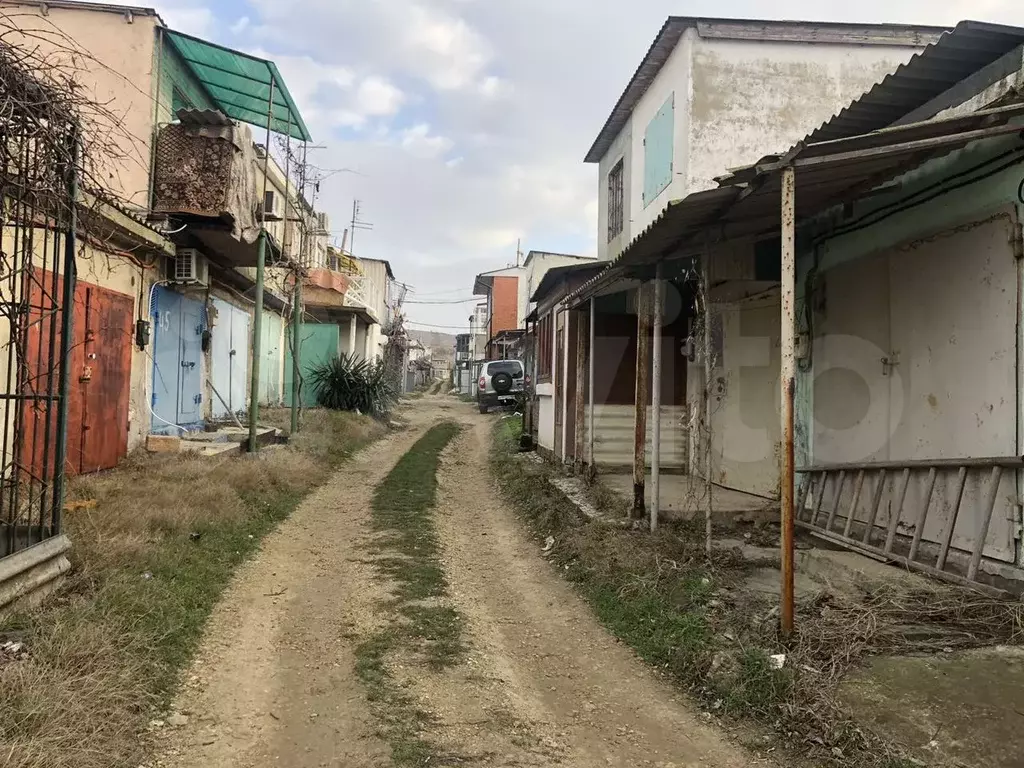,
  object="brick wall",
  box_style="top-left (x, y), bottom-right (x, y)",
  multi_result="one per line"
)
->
top-left (489, 276), bottom-right (519, 337)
